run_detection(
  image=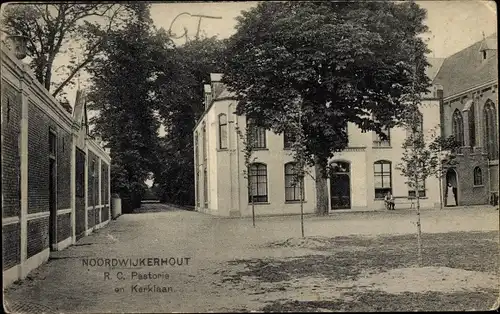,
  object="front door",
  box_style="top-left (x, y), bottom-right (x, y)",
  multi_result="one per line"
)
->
top-left (330, 162), bottom-right (351, 210)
